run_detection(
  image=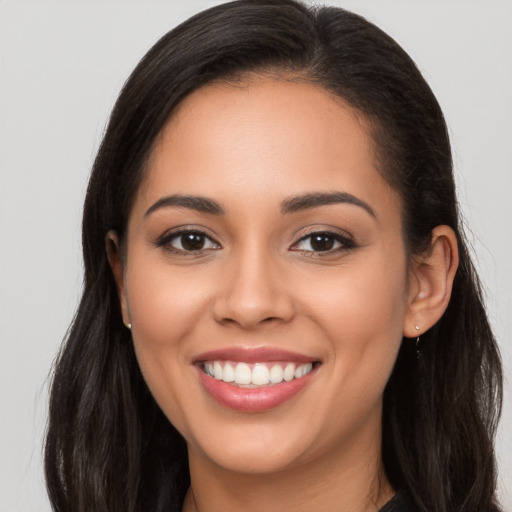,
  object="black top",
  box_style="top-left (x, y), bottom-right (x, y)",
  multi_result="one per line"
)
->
top-left (379, 489), bottom-right (417, 512)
